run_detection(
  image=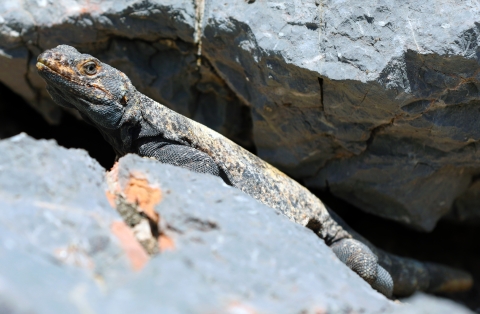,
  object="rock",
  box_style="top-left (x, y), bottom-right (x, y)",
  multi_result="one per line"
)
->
top-left (201, 0), bottom-right (480, 231)
top-left (395, 293), bottom-right (474, 314)
top-left (0, 133), bottom-right (139, 313)
top-left (107, 154), bottom-right (399, 313)
top-left (0, 134), bottom-right (391, 312)
top-left (0, 134), bottom-right (474, 312)
top-left (452, 180), bottom-right (480, 223)
top-left (2, 0), bottom-right (480, 230)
